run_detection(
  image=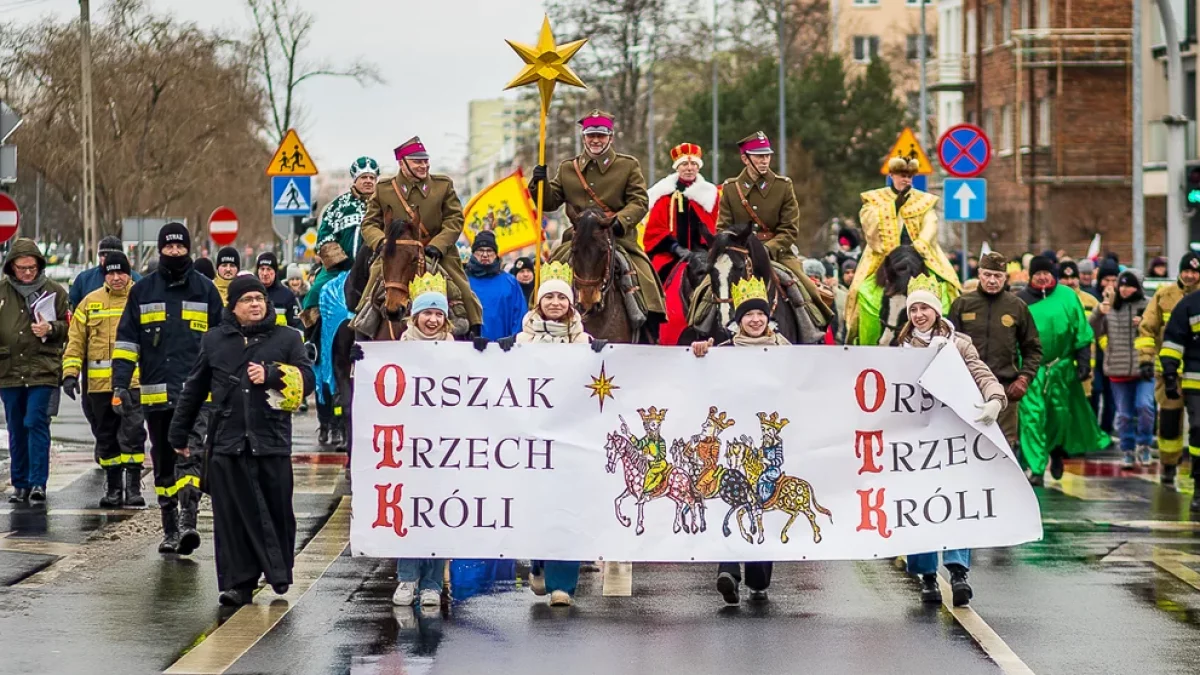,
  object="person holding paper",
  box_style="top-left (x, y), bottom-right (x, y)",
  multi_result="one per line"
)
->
top-left (898, 273), bottom-right (1007, 607)
top-left (0, 238), bottom-right (70, 503)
